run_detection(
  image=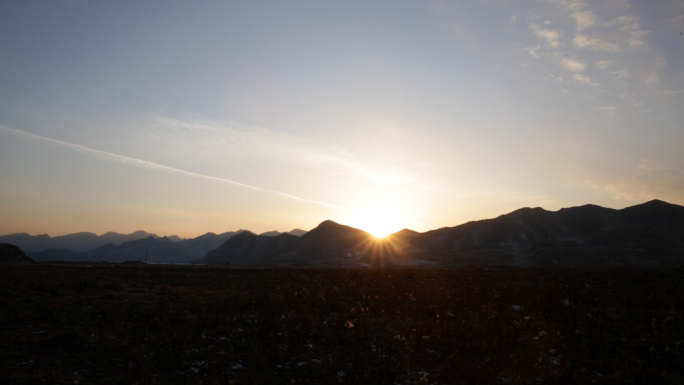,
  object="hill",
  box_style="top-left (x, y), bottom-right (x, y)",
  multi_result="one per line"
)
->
top-left (0, 243), bottom-right (33, 263)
